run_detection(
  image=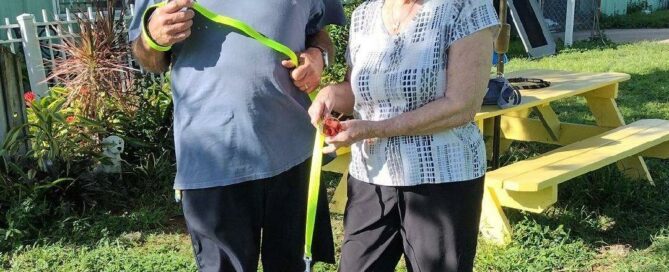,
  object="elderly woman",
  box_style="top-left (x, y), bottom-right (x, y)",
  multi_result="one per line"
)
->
top-left (309, 0), bottom-right (499, 271)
